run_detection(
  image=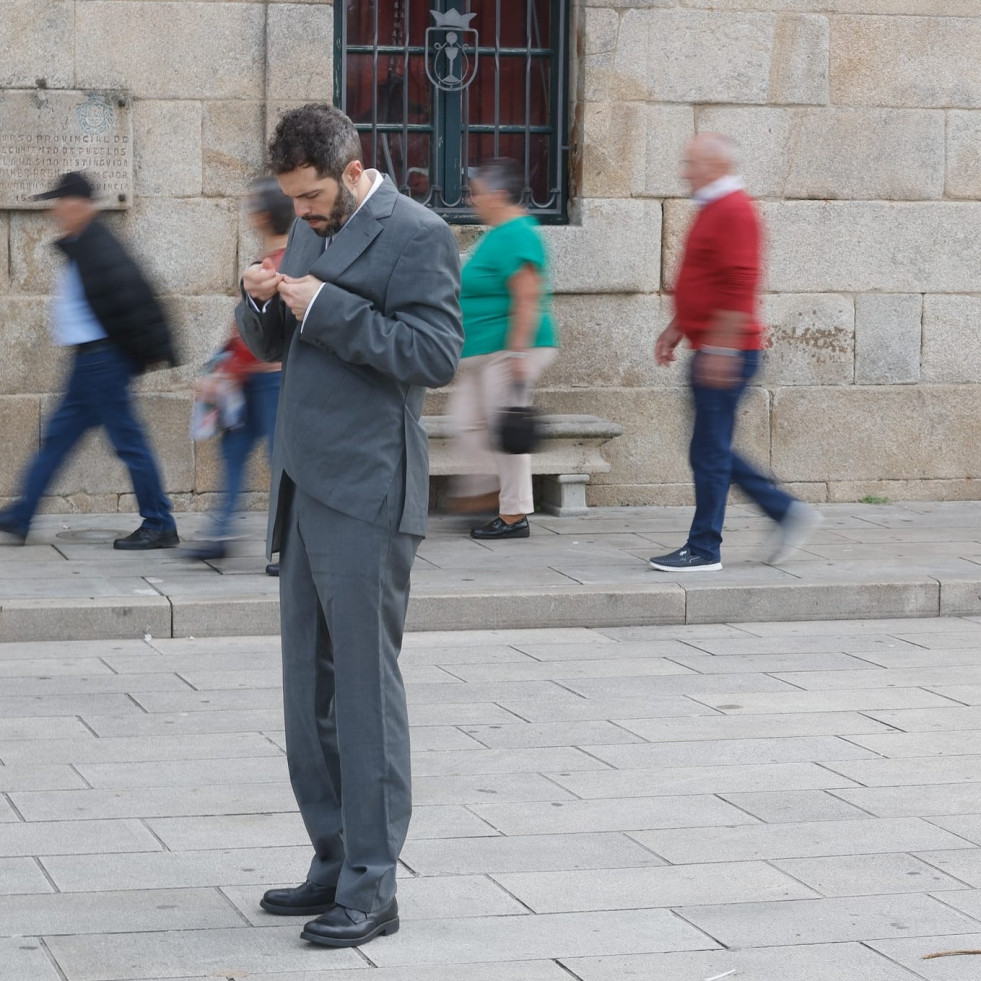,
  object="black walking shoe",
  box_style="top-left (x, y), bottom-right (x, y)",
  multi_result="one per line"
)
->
top-left (0, 515), bottom-right (27, 545)
top-left (113, 526), bottom-right (180, 550)
top-left (265, 562), bottom-right (279, 577)
top-left (649, 546), bottom-right (722, 572)
top-left (260, 881), bottom-right (337, 916)
top-left (179, 540), bottom-right (227, 561)
top-left (301, 898), bottom-right (399, 947)
top-left (470, 515), bottom-right (530, 540)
